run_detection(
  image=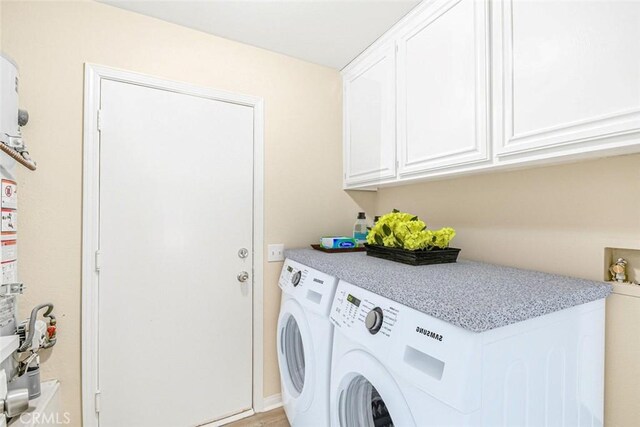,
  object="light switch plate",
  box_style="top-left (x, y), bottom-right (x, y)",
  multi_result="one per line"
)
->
top-left (268, 244), bottom-right (285, 262)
